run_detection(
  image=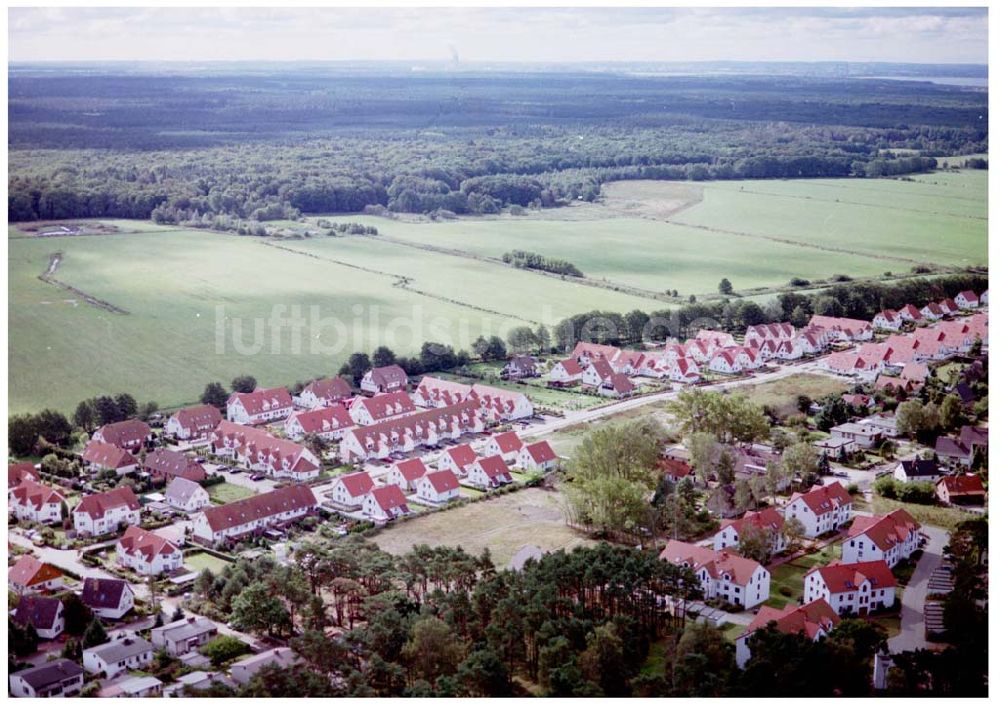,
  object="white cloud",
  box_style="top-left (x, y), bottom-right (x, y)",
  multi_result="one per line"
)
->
top-left (7, 7), bottom-right (988, 64)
